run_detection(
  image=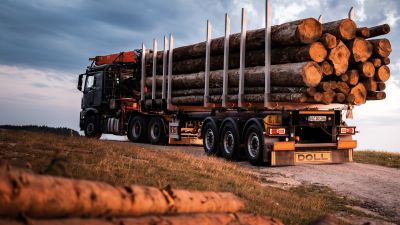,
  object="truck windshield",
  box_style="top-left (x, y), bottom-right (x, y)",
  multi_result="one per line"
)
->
top-left (85, 75), bottom-right (95, 91)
